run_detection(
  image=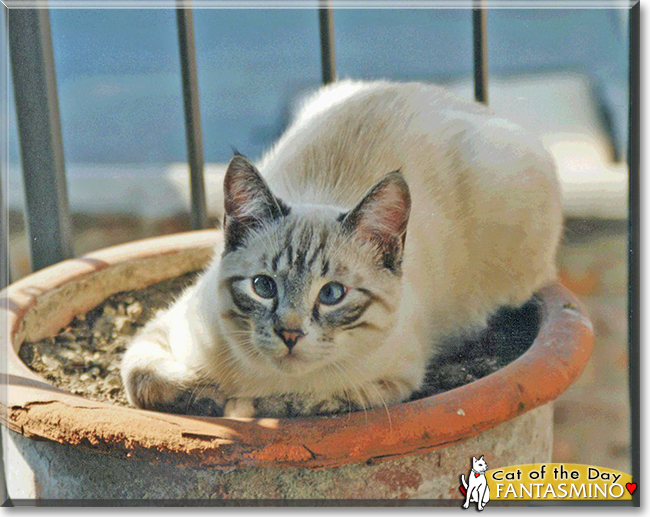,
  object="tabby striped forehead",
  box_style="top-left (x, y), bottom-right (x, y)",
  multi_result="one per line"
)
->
top-left (264, 218), bottom-right (338, 278)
